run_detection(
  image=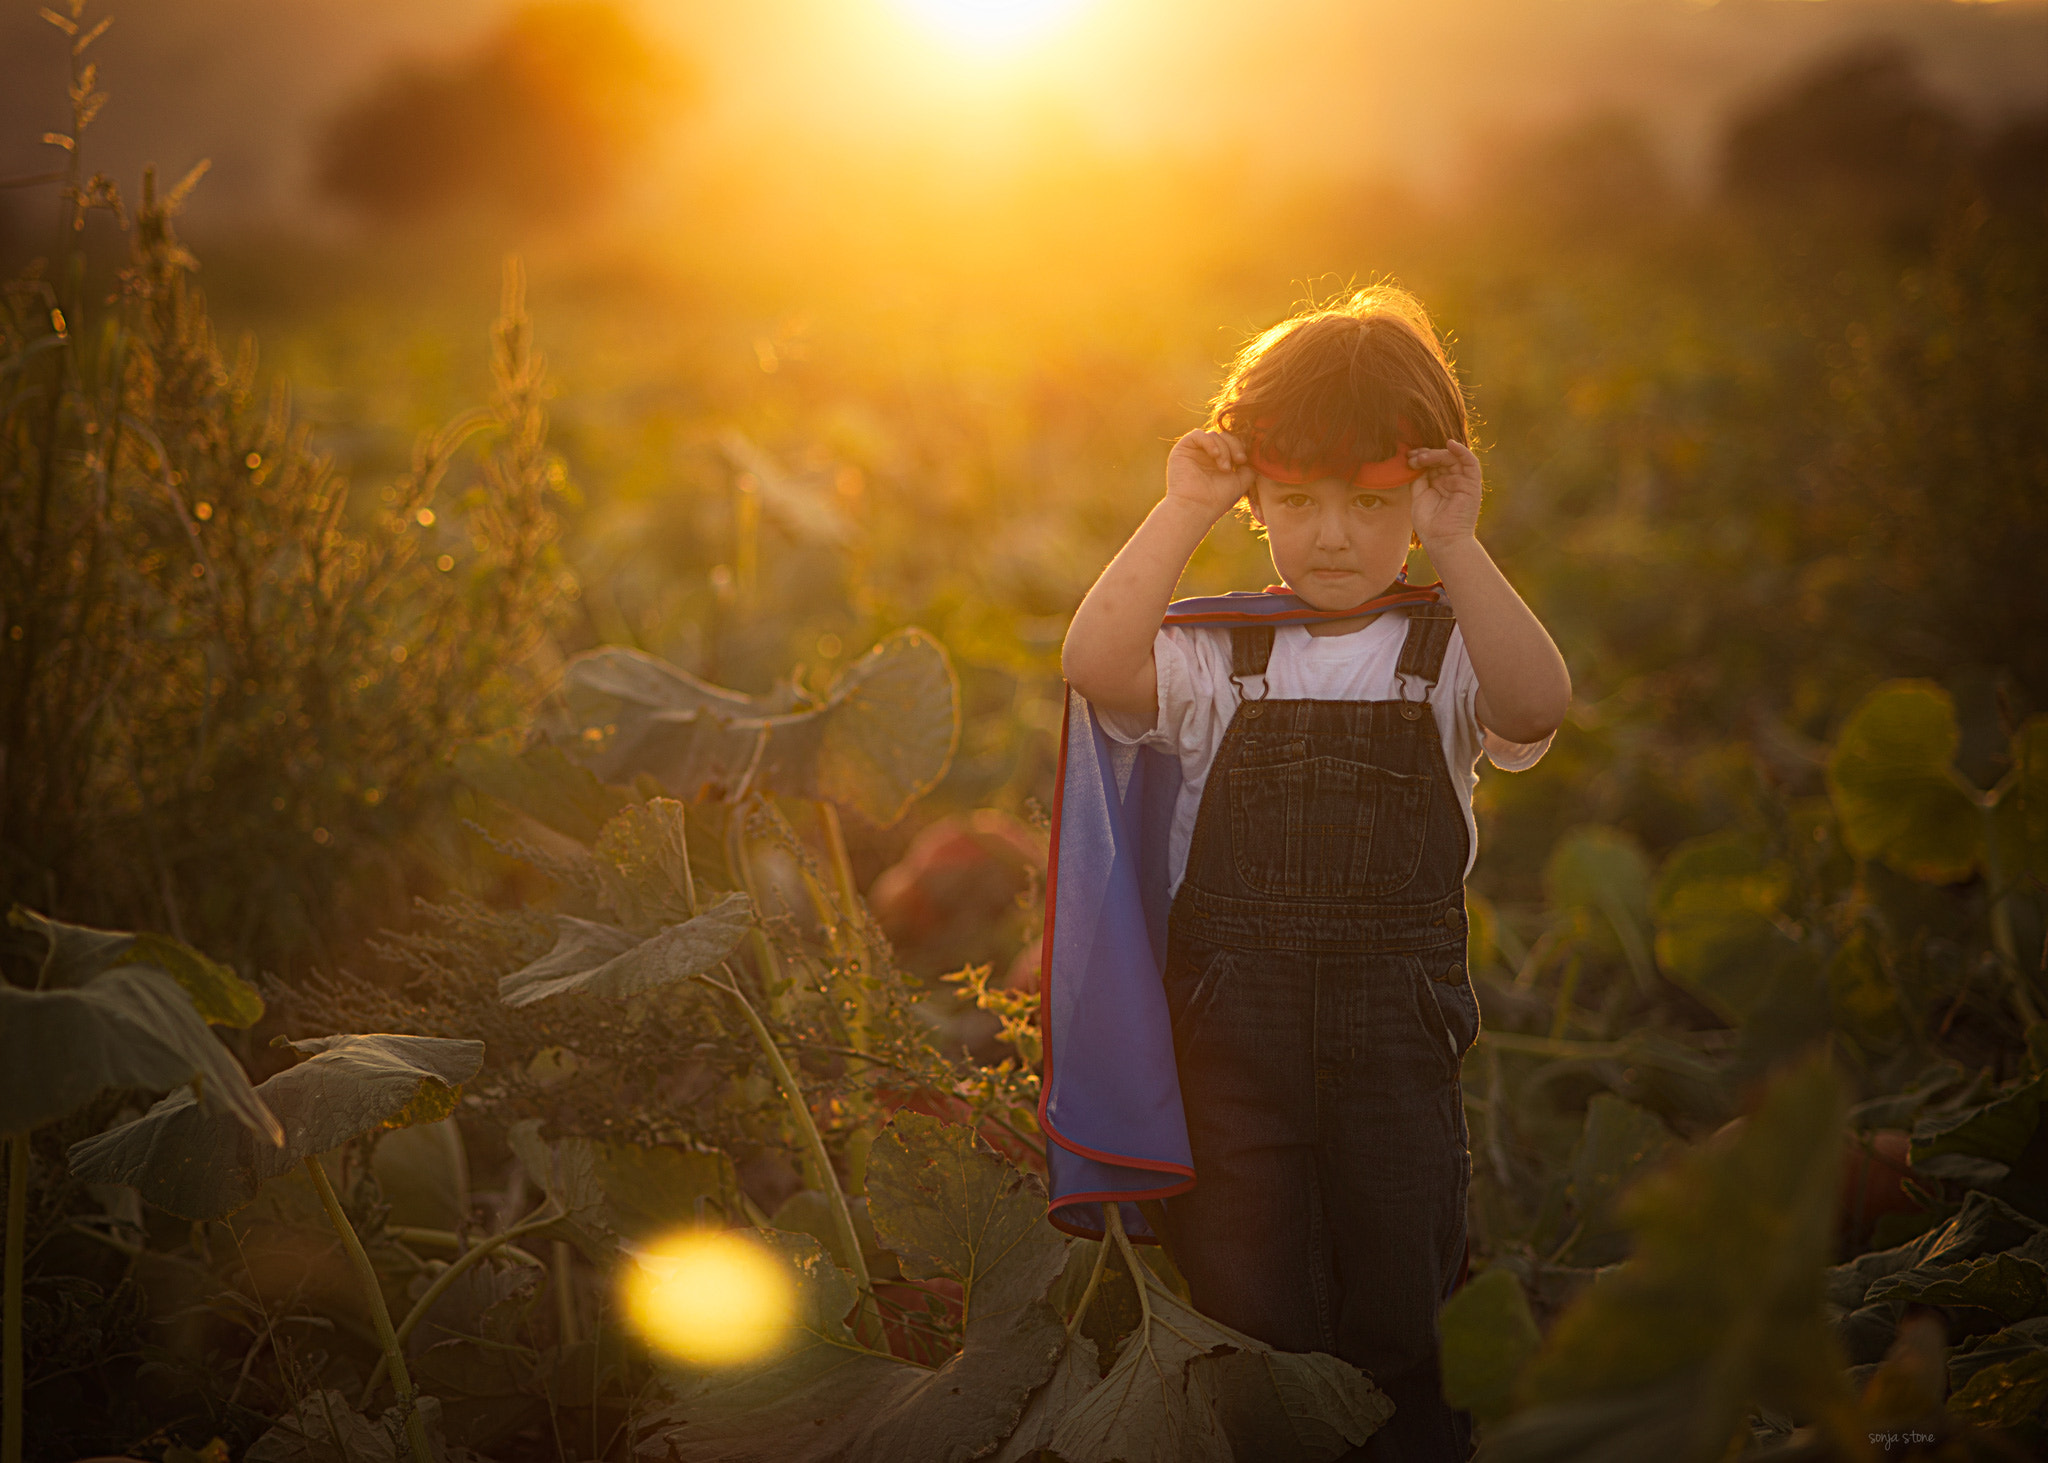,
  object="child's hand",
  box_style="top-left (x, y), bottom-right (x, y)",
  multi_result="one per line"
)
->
top-left (1406, 440), bottom-right (1483, 546)
top-left (1165, 430), bottom-right (1255, 520)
